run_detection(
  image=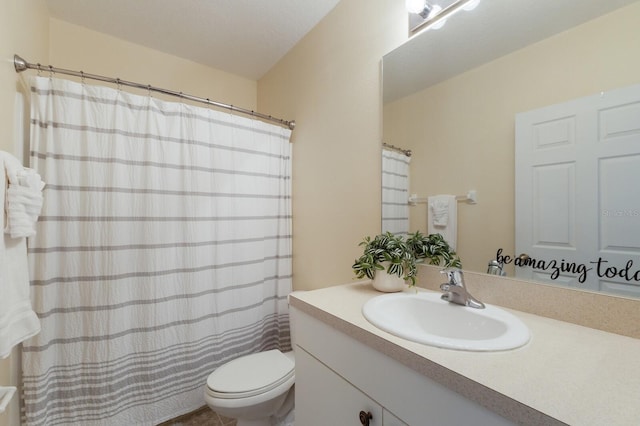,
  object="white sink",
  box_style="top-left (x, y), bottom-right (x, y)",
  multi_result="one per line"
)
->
top-left (362, 291), bottom-right (530, 351)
